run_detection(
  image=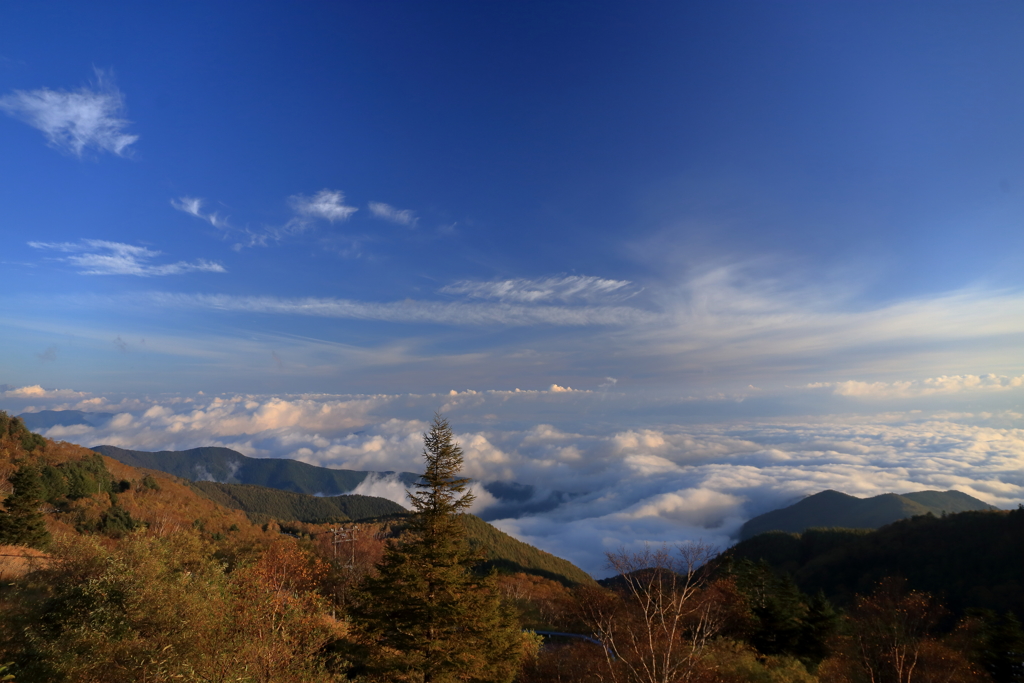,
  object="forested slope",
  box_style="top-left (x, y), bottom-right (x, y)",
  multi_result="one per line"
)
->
top-left (739, 488), bottom-right (997, 539)
top-left (190, 480), bottom-right (407, 524)
top-left (729, 509), bottom-right (1024, 616)
top-left (462, 513), bottom-right (593, 586)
